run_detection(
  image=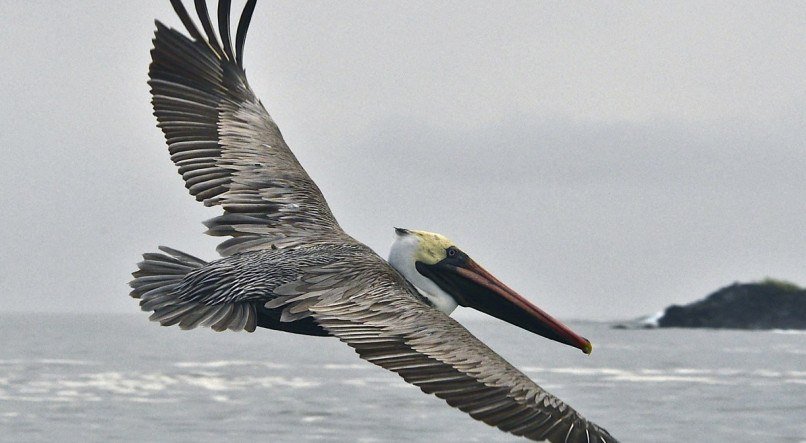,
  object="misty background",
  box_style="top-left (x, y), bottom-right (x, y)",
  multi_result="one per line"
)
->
top-left (1, 1), bottom-right (803, 320)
